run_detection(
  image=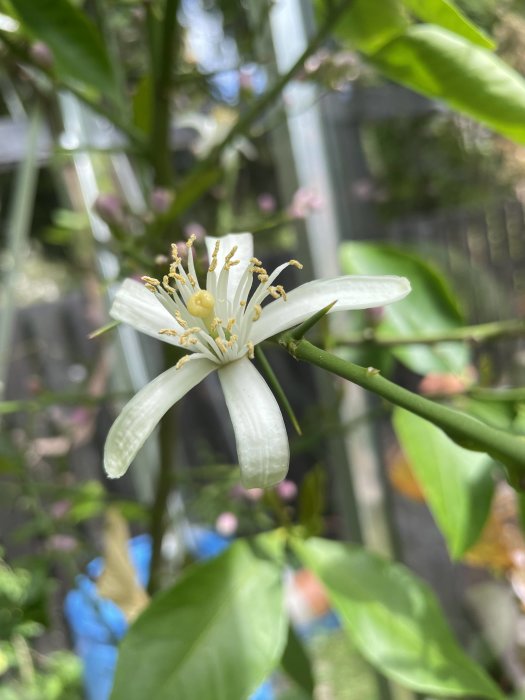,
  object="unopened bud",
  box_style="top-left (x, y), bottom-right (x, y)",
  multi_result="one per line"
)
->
top-left (29, 41), bottom-right (54, 70)
top-left (149, 188), bottom-right (174, 214)
top-left (93, 194), bottom-right (125, 227)
top-left (184, 222), bottom-right (206, 242)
